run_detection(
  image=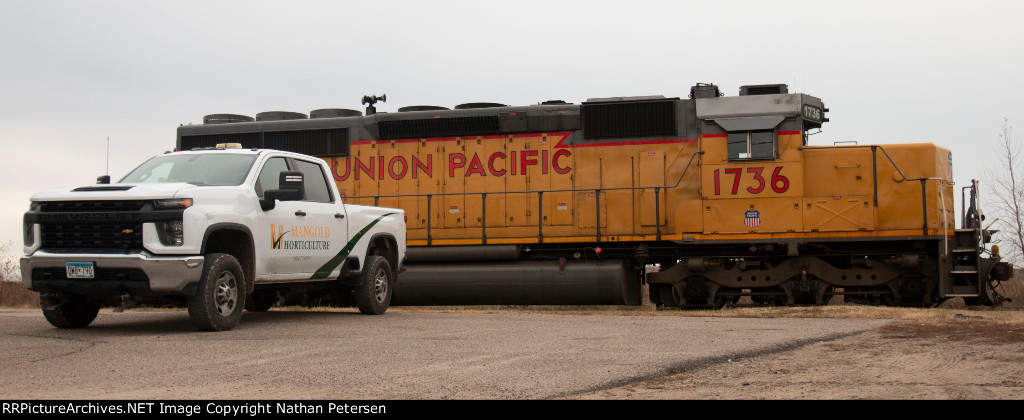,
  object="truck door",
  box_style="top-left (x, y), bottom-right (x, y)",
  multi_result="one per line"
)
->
top-left (256, 157), bottom-right (349, 279)
top-left (291, 158), bottom-right (349, 278)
